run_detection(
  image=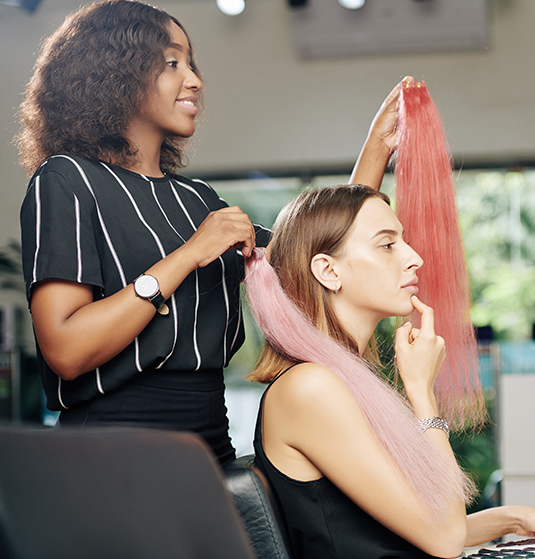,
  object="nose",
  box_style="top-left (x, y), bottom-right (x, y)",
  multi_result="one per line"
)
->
top-left (185, 68), bottom-right (202, 92)
top-left (404, 242), bottom-right (424, 271)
